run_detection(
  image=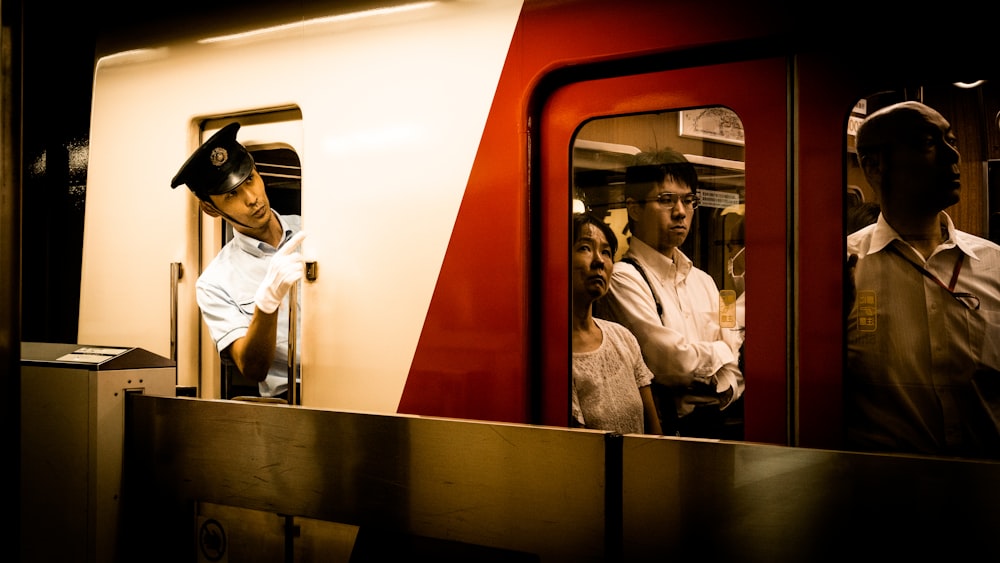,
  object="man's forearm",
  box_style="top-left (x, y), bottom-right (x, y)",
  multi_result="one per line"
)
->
top-left (229, 308), bottom-right (280, 382)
